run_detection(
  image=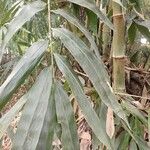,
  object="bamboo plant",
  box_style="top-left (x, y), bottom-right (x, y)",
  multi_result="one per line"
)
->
top-left (112, 1), bottom-right (126, 93)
